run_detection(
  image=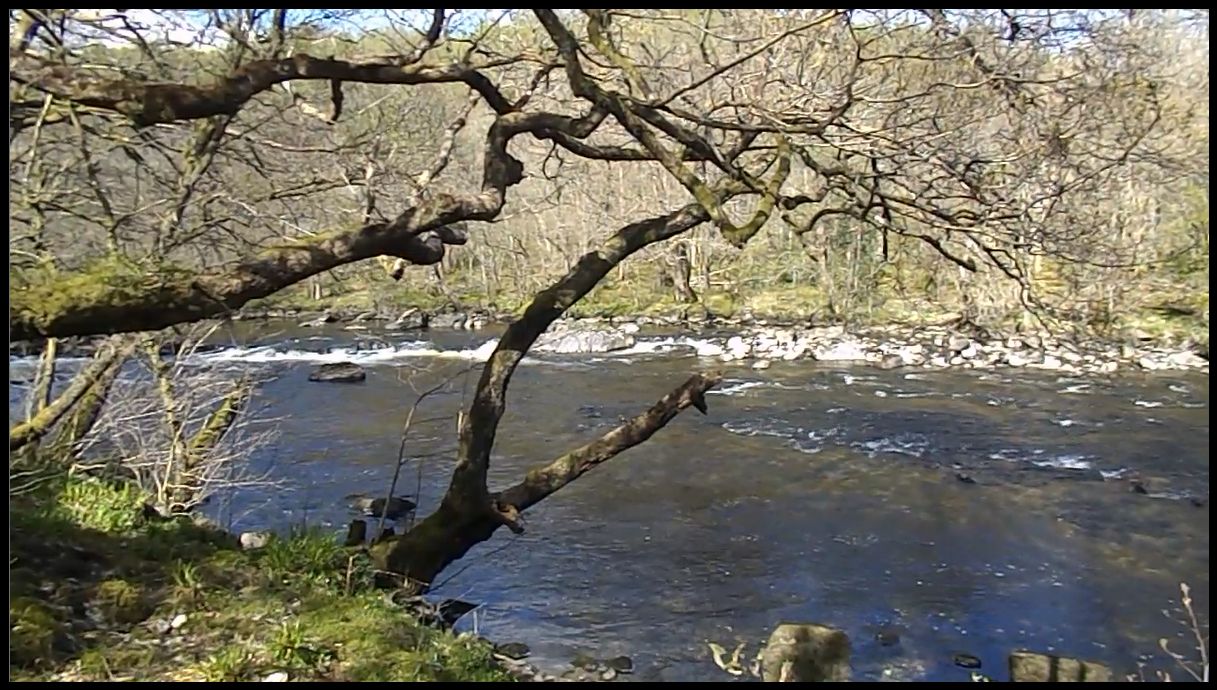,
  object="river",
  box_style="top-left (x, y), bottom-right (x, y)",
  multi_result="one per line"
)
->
top-left (11, 322), bottom-right (1210, 681)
